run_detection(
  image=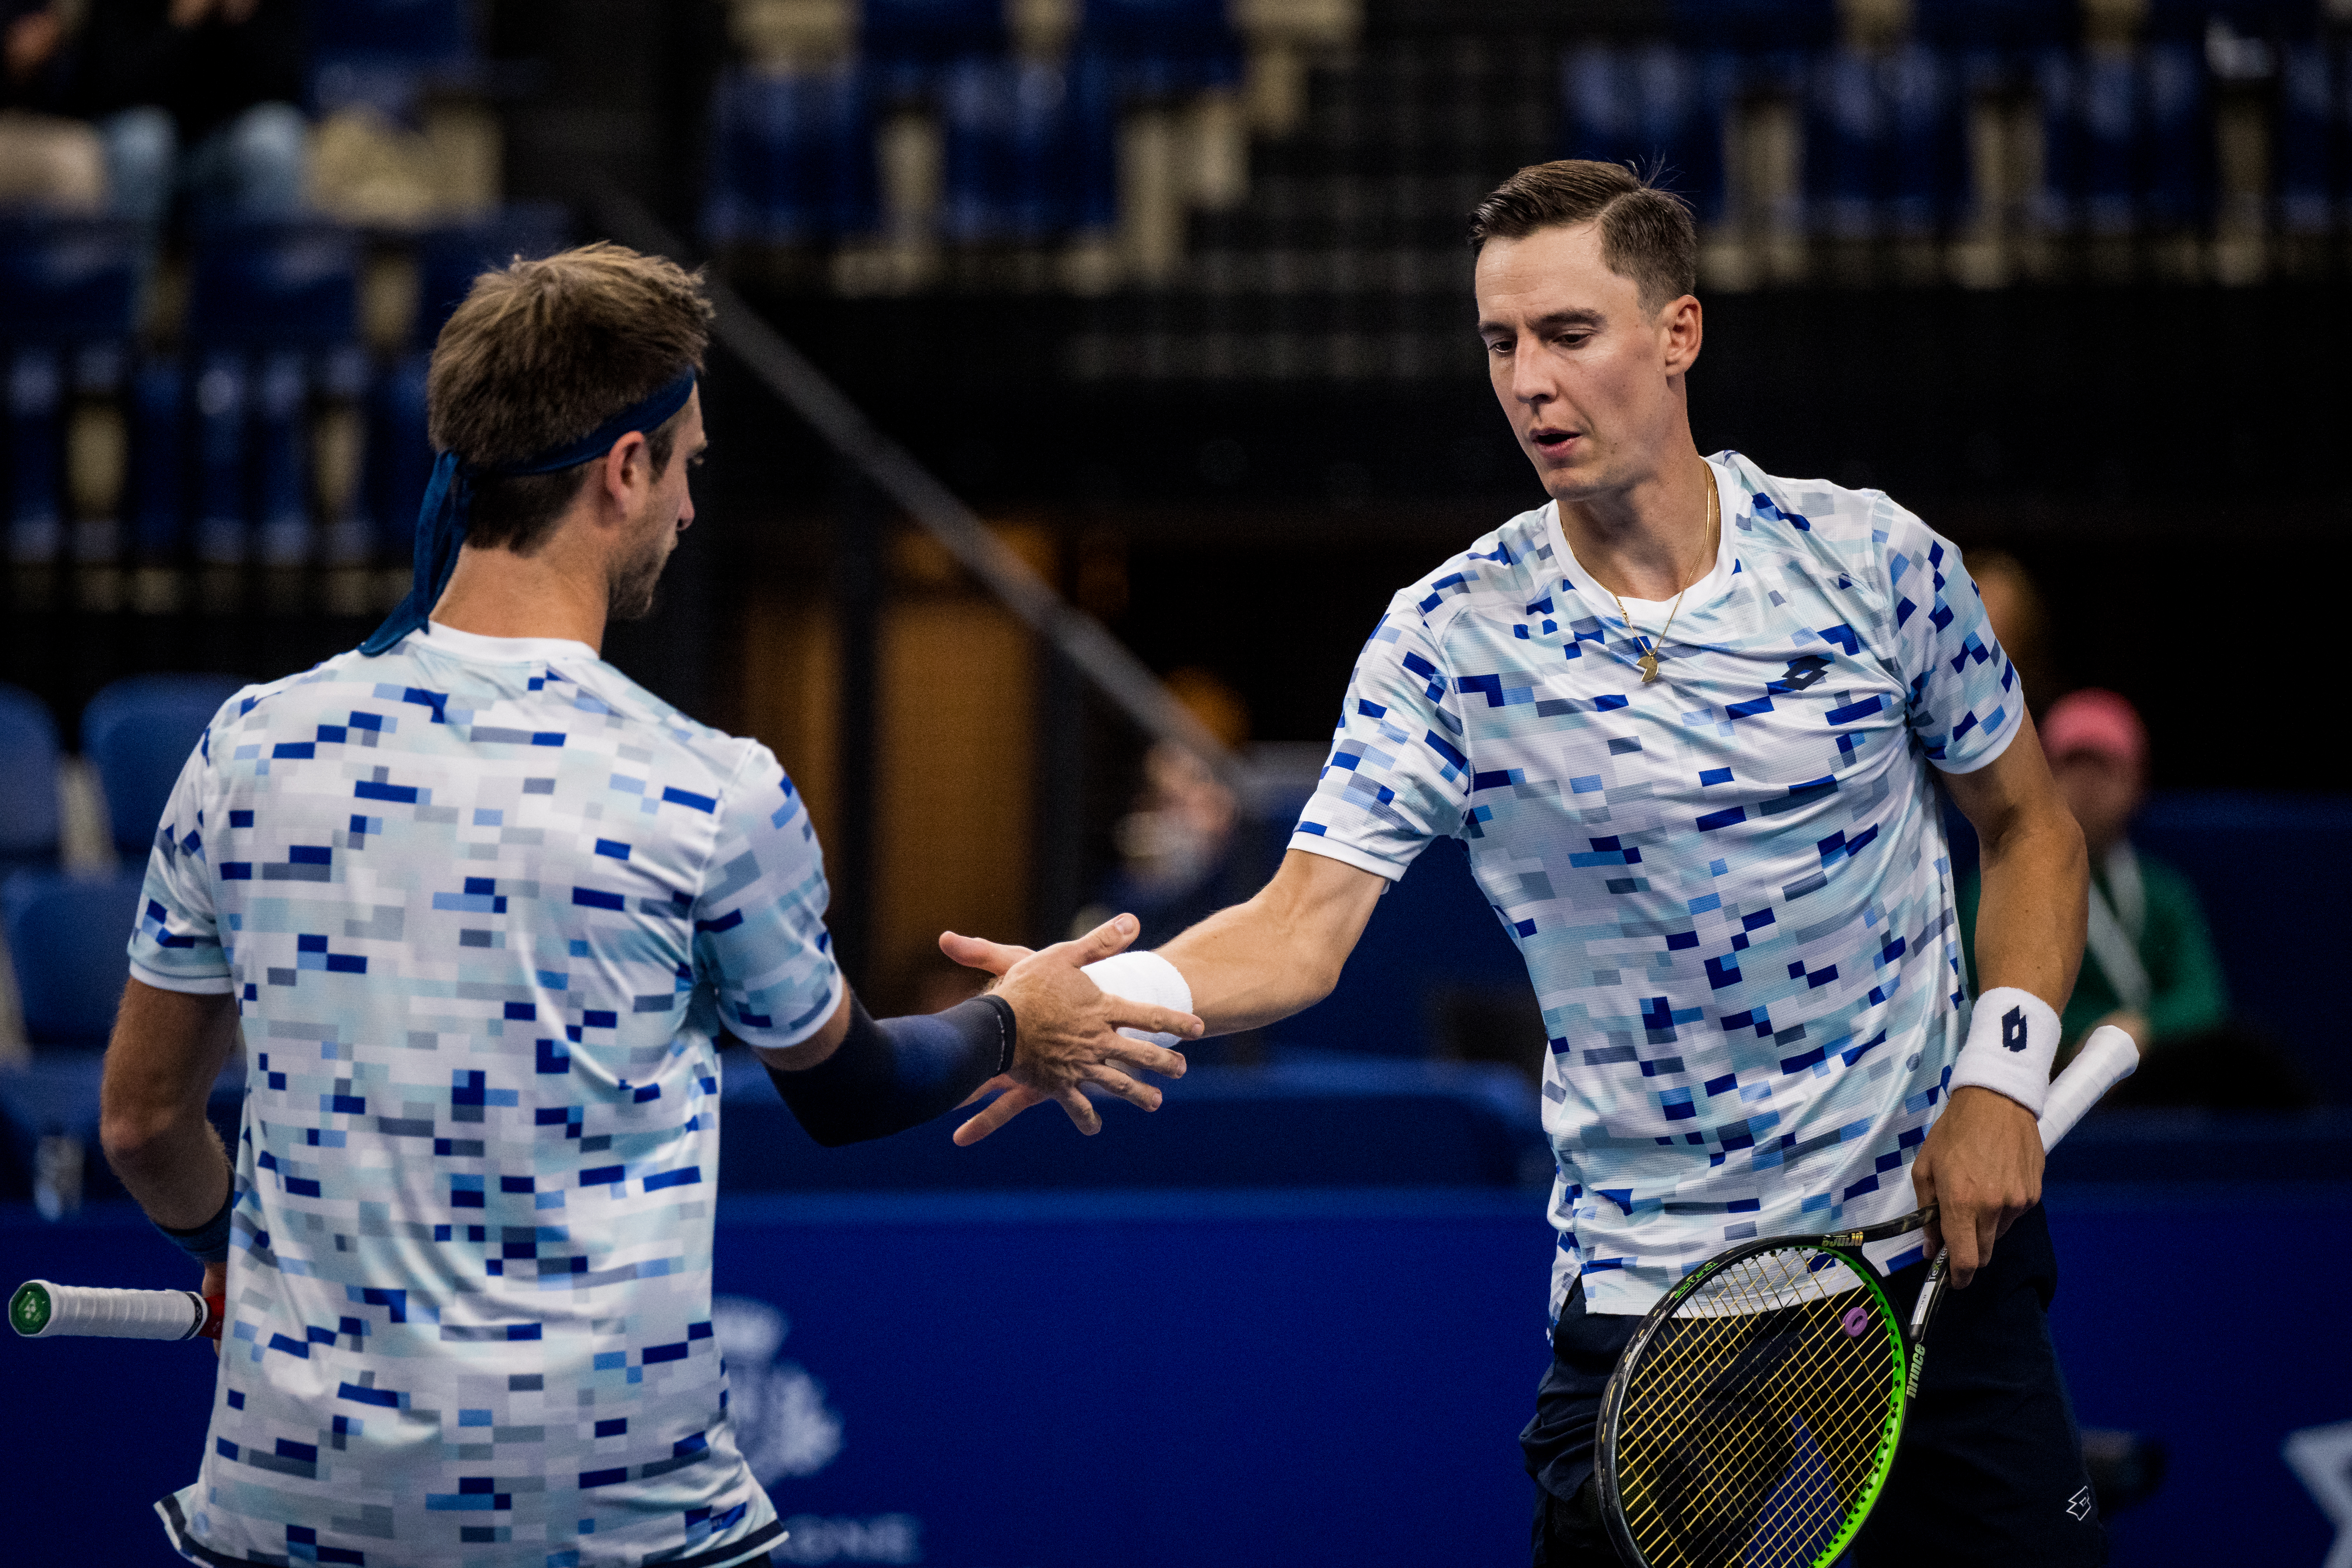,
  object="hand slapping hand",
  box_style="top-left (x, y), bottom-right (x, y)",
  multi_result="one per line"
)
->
top-left (937, 914), bottom-right (1198, 1145)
